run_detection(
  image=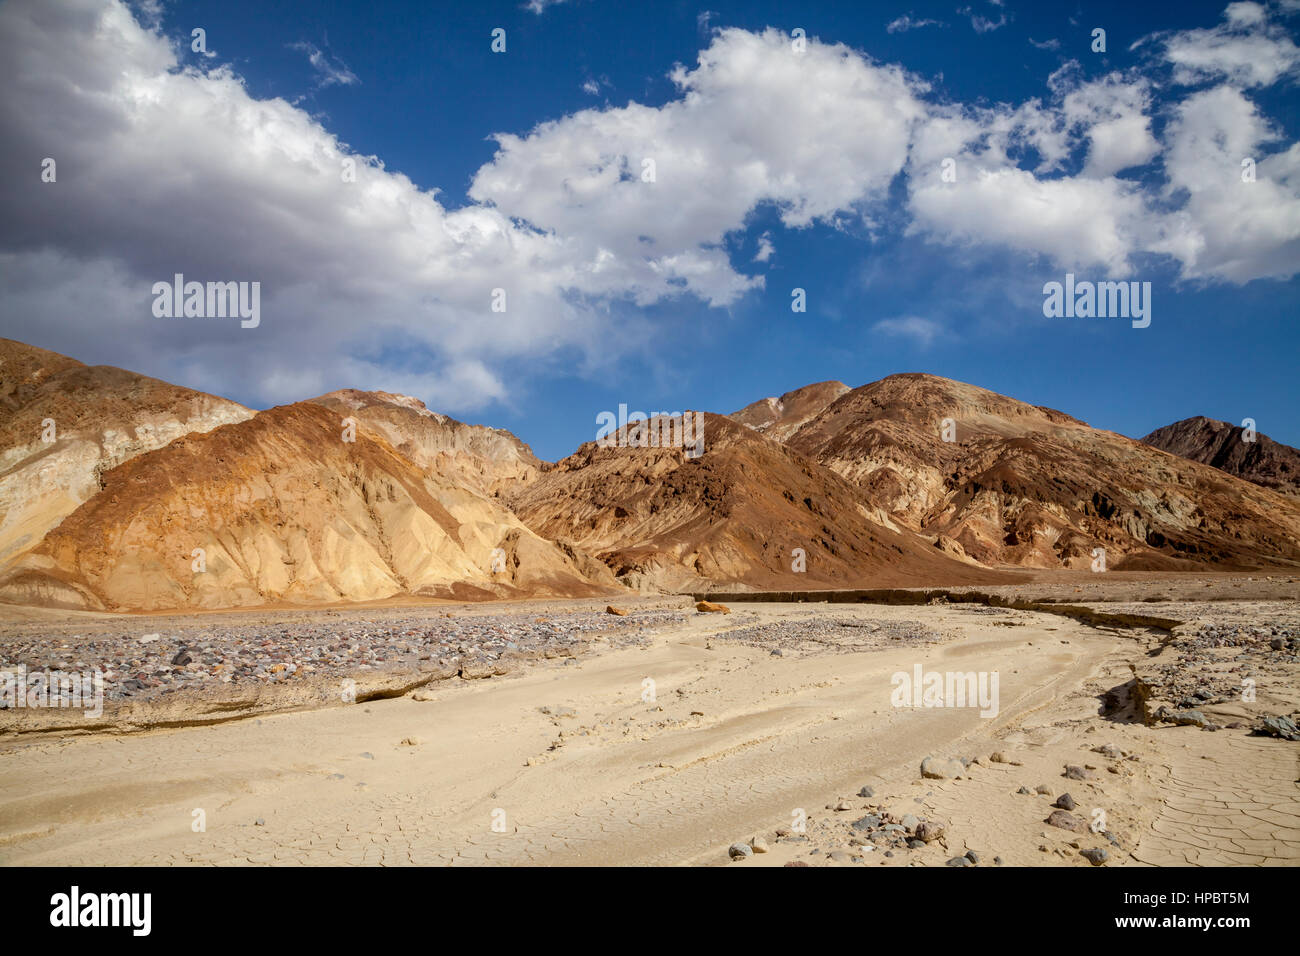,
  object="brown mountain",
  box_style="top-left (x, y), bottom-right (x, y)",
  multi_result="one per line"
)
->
top-left (0, 338), bottom-right (253, 572)
top-left (508, 411), bottom-right (1009, 592)
top-left (730, 381), bottom-right (849, 443)
top-left (733, 373), bottom-right (1300, 572)
top-left (1141, 416), bottom-right (1300, 499)
top-left (309, 389), bottom-right (541, 498)
top-left (0, 401), bottom-right (616, 611)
